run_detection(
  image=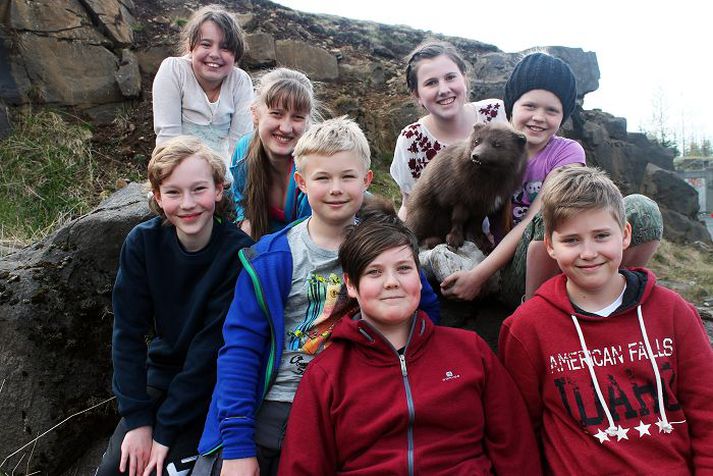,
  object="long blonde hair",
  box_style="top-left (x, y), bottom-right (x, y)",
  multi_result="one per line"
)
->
top-left (243, 68), bottom-right (318, 239)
